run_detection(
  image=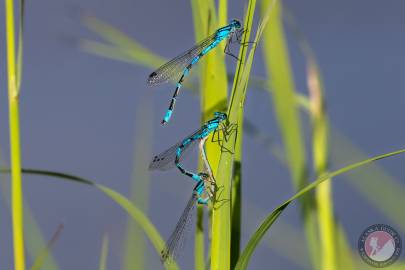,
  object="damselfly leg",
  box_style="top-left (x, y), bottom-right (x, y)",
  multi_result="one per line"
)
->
top-left (211, 122), bottom-right (238, 154)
